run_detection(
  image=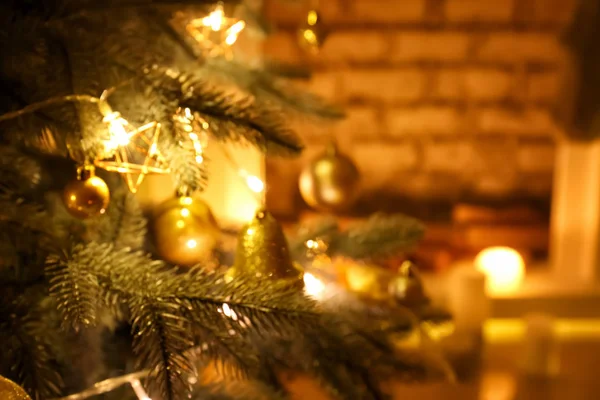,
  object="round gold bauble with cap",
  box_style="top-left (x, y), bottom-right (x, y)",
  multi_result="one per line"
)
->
top-left (299, 143), bottom-right (360, 213)
top-left (153, 196), bottom-right (220, 267)
top-left (62, 164), bottom-right (110, 219)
